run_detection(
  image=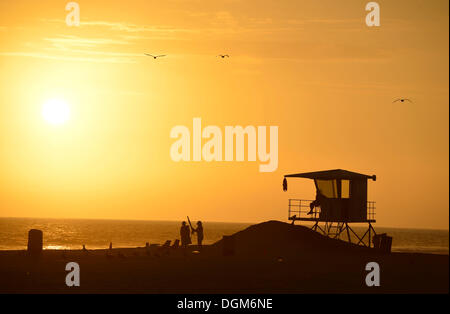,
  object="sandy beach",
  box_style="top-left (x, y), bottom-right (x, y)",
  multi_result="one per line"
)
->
top-left (0, 221), bottom-right (447, 294)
